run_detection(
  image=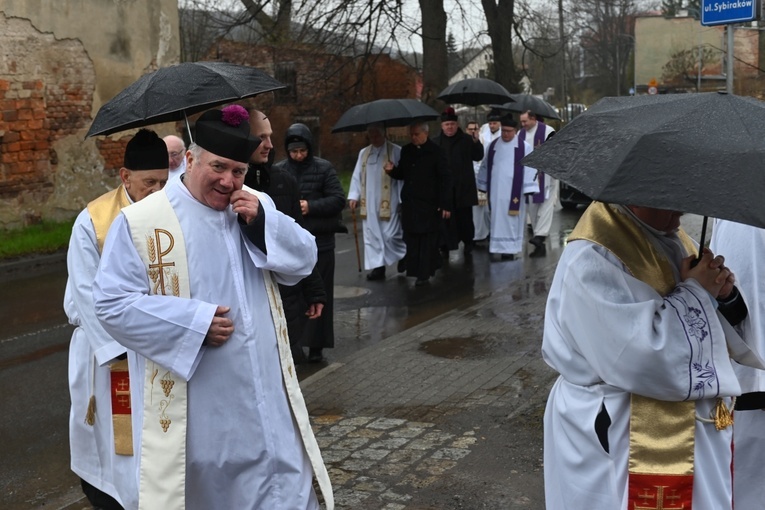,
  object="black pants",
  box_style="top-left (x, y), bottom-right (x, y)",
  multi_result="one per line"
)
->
top-left (81, 479), bottom-right (123, 510)
top-left (404, 231), bottom-right (439, 280)
top-left (300, 249), bottom-right (335, 349)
